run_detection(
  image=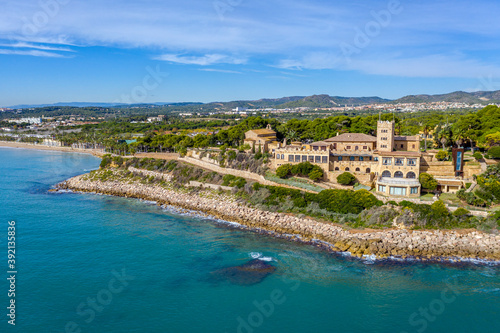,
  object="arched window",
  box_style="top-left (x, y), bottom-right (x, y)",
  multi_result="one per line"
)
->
top-left (281, 154), bottom-right (284, 159)
top-left (345, 167), bottom-right (350, 171)
top-left (366, 168), bottom-right (371, 173)
top-left (276, 154), bottom-right (280, 159)
top-left (407, 171), bottom-right (416, 179)
top-left (335, 167), bottom-right (339, 171)
top-left (394, 171), bottom-right (404, 178)
top-left (382, 170), bottom-right (391, 177)
top-left (355, 167), bottom-right (360, 172)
